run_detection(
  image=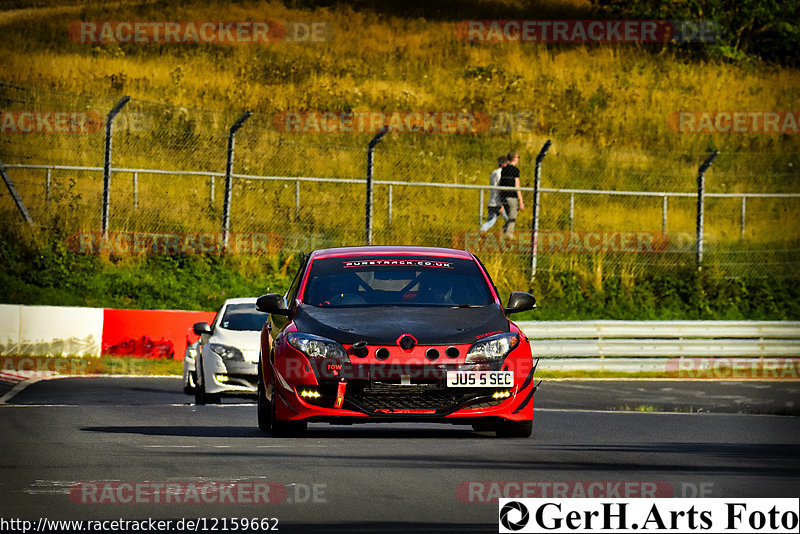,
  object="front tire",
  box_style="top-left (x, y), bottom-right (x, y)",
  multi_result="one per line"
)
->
top-left (257, 373), bottom-right (272, 433)
top-left (270, 389), bottom-right (307, 437)
top-left (183, 370), bottom-right (196, 395)
top-left (271, 418), bottom-right (308, 437)
top-left (495, 419), bottom-right (532, 438)
top-left (194, 357), bottom-right (221, 405)
top-left (471, 420), bottom-right (495, 432)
